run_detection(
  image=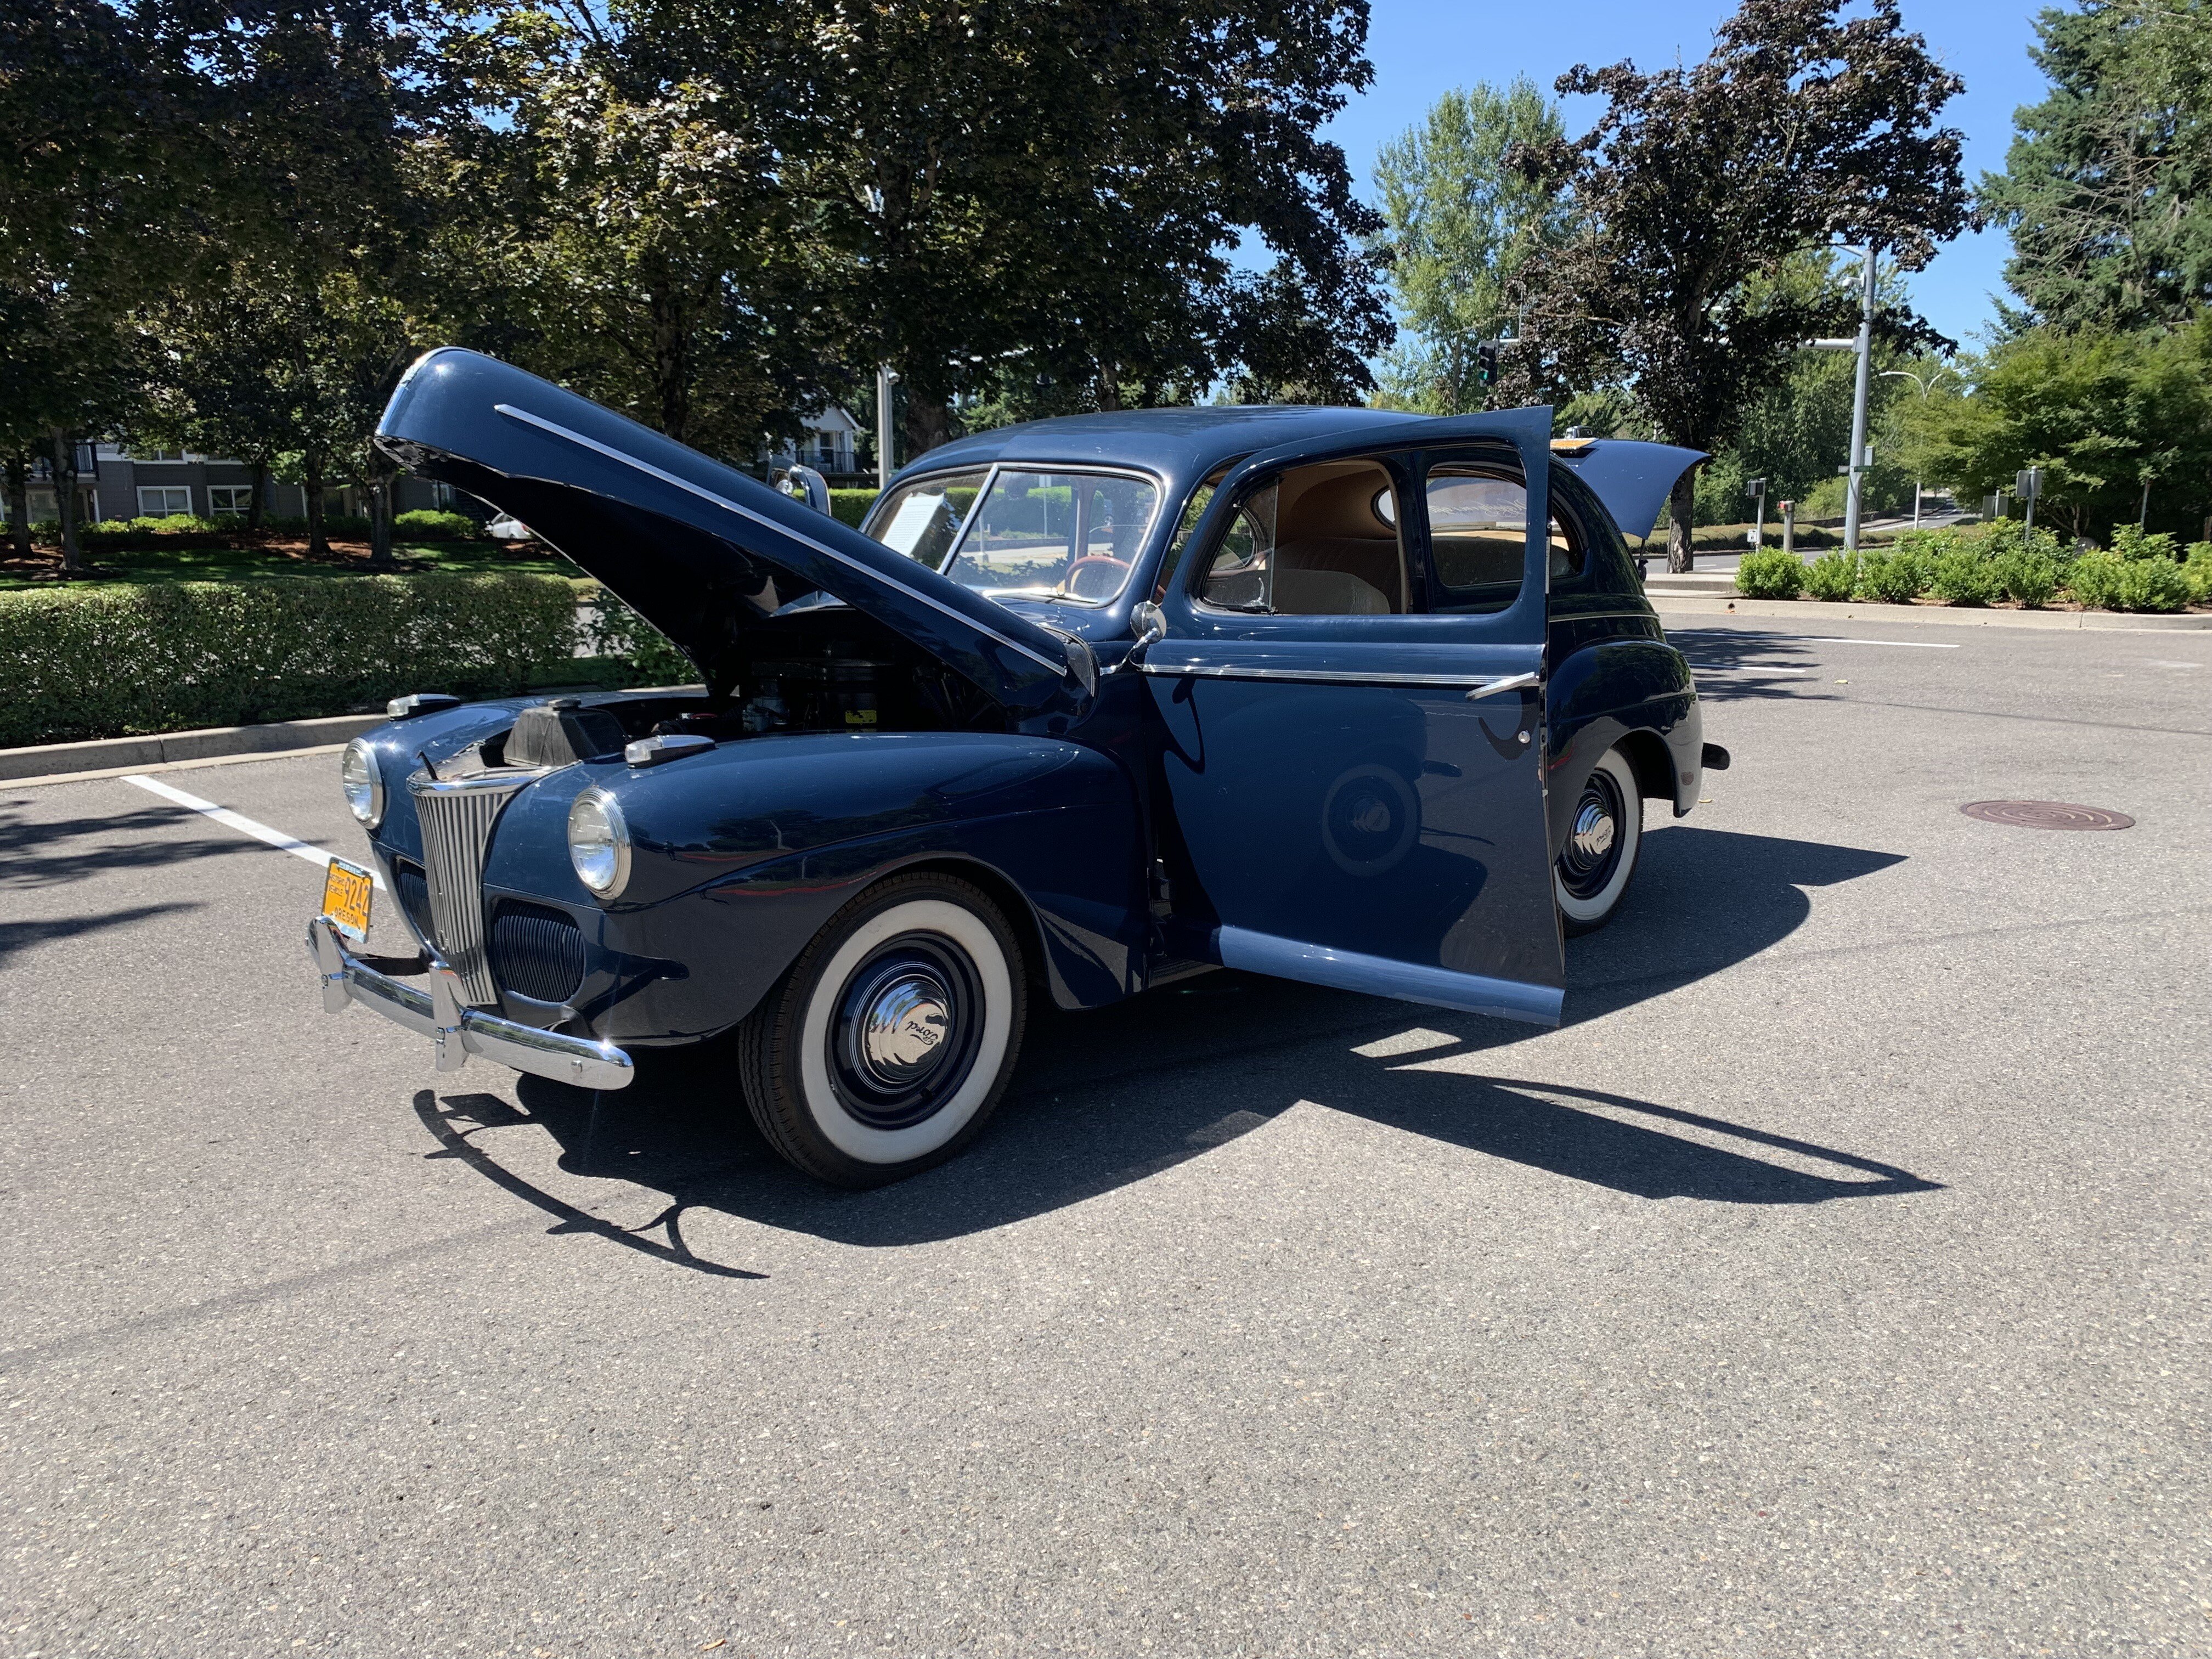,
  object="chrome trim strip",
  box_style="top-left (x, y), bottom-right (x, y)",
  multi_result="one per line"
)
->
top-left (1214, 924), bottom-right (1562, 1028)
top-left (308, 918), bottom-right (634, 1090)
top-left (1136, 661), bottom-right (1542, 692)
top-left (492, 403), bottom-right (1067, 678)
